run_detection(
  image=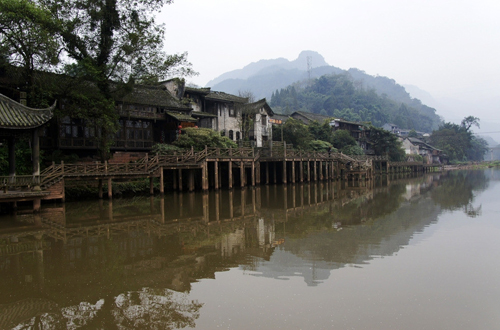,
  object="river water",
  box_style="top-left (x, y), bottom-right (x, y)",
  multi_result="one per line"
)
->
top-left (0, 170), bottom-right (499, 329)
